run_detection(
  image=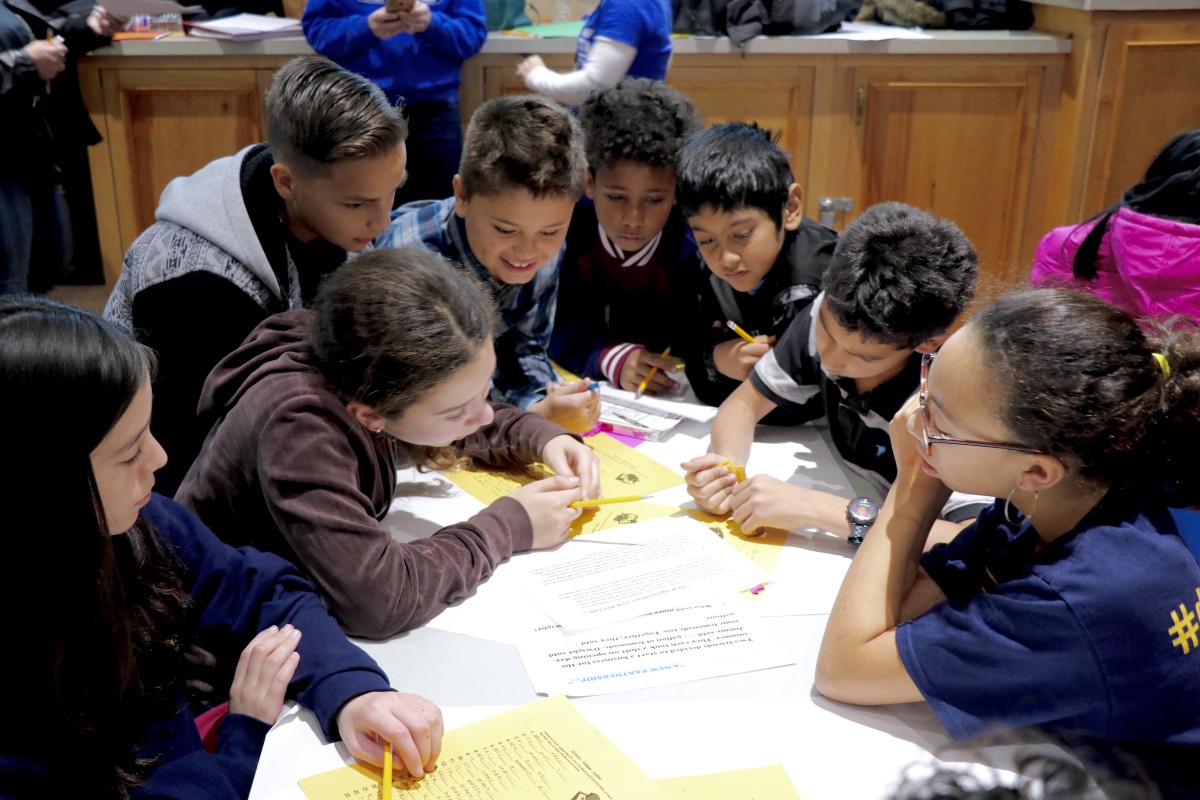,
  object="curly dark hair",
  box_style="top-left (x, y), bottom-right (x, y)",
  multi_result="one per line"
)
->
top-left (577, 78), bottom-right (701, 174)
top-left (822, 202), bottom-right (978, 348)
top-left (971, 288), bottom-right (1200, 506)
top-left (458, 94), bottom-right (587, 199)
top-left (676, 122), bottom-right (793, 227)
